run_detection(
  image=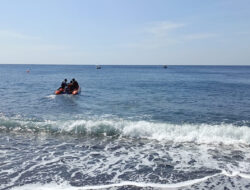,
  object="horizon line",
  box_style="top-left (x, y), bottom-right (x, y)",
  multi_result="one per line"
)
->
top-left (0, 63), bottom-right (250, 66)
